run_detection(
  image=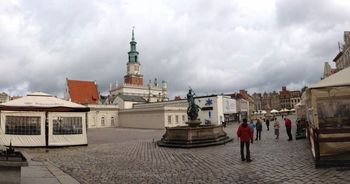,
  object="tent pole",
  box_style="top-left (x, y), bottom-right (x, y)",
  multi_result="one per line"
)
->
top-left (45, 112), bottom-right (48, 147)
